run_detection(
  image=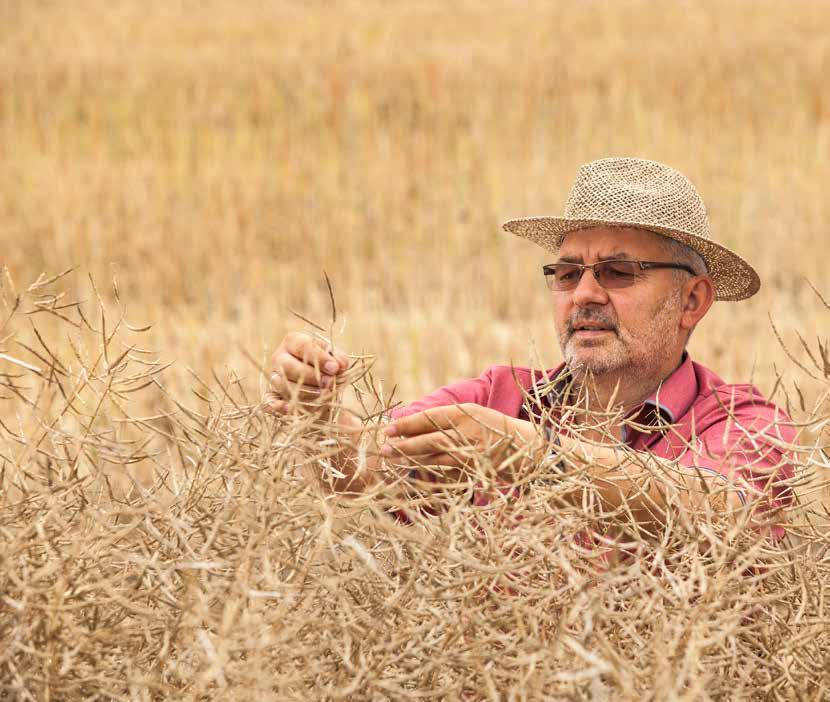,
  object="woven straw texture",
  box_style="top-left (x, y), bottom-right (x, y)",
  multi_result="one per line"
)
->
top-left (503, 157), bottom-right (760, 301)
